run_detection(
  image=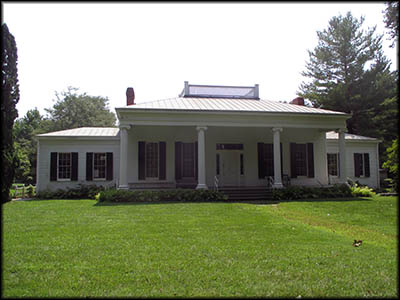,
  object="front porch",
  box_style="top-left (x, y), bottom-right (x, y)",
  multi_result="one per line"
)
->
top-left (117, 125), bottom-right (349, 190)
